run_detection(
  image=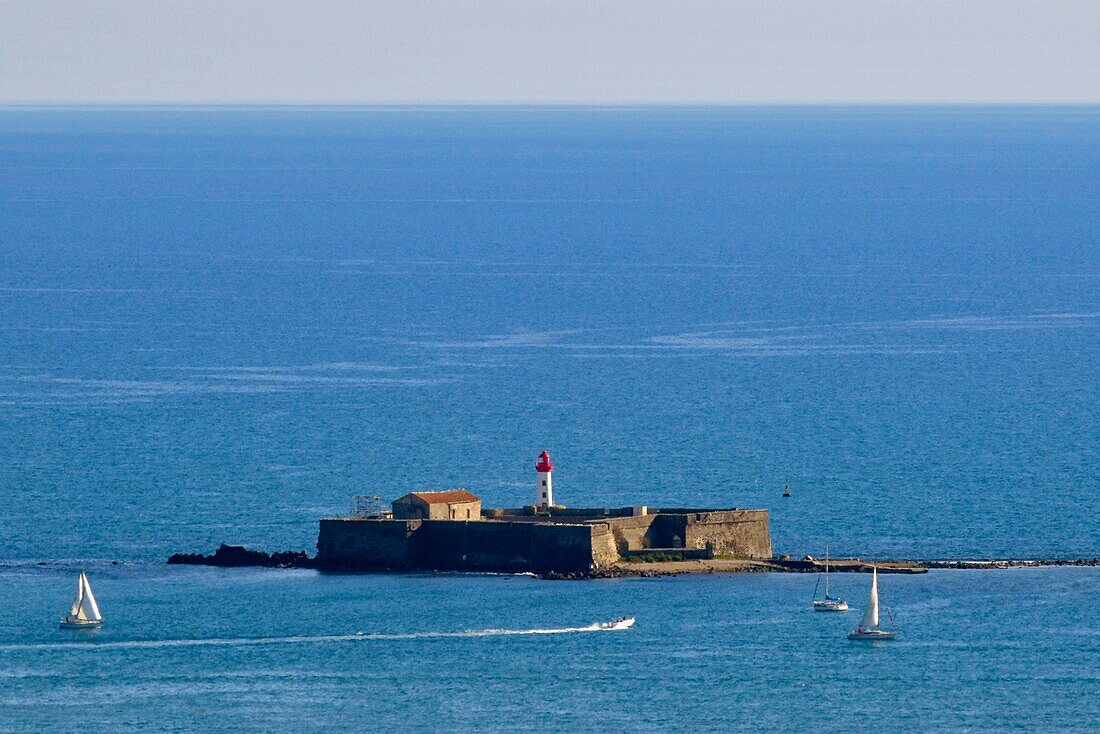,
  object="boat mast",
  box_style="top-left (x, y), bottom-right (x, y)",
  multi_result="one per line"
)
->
top-left (79, 572), bottom-right (102, 622)
top-left (824, 545), bottom-right (830, 598)
top-left (70, 572), bottom-right (85, 620)
top-left (77, 572), bottom-right (88, 619)
top-left (860, 567), bottom-right (880, 630)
